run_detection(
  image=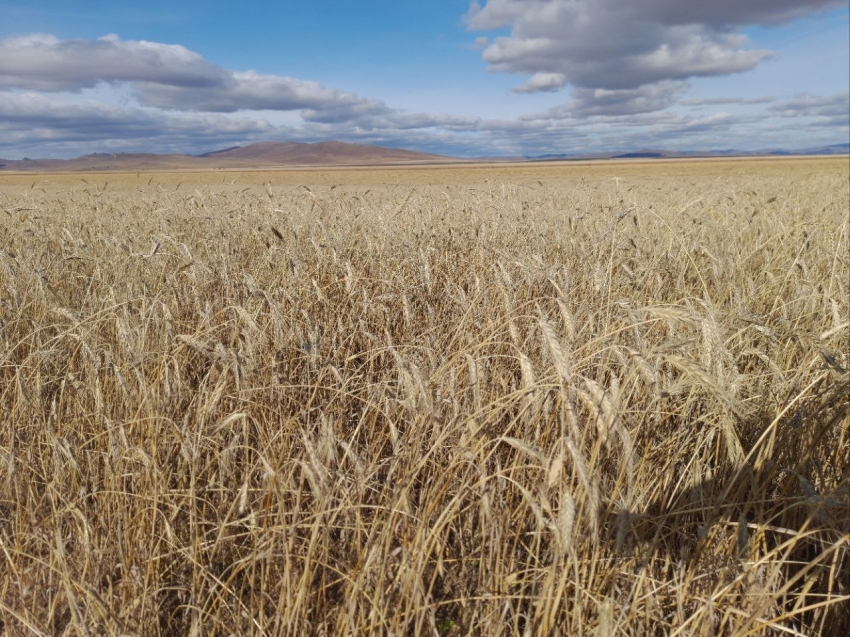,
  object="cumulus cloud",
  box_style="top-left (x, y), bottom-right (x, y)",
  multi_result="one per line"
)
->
top-left (306, 108), bottom-right (481, 131)
top-left (611, 1), bottom-right (845, 28)
top-left (513, 72), bottom-right (567, 93)
top-left (0, 33), bottom-right (389, 120)
top-left (0, 31), bottom-right (486, 159)
top-left (682, 96), bottom-right (776, 106)
top-left (767, 92), bottom-right (850, 120)
top-left (0, 91), bottom-right (274, 155)
top-left (0, 33), bottom-right (225, 92)
top-left (135, 71), bottom-right (387, 117)
top-left (0, 33), bottom-right (487, 136)
top-left (466, 0), bottom-right (842, 113)
top-left (551, 81), bottom-right (689, 117)
top-left (466, 1), bottom-right (843, 36)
